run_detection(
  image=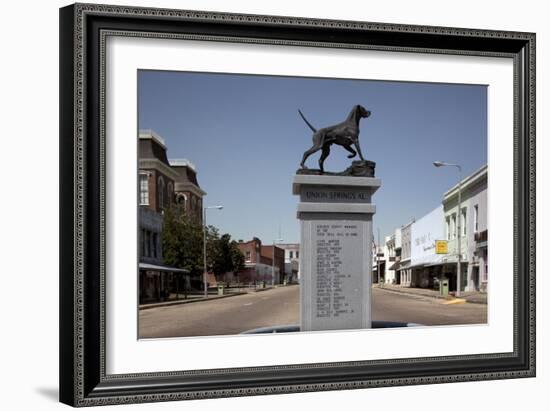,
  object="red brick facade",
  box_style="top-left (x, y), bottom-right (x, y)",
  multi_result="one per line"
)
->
top-left (139, 169), bottom-right (175, 213)
top-left (238, 238), bottom-right (262, 264)
top-left (236, 238), bottom-right (286, 284)
top-left (261, 245), bottom-right (285, 280)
